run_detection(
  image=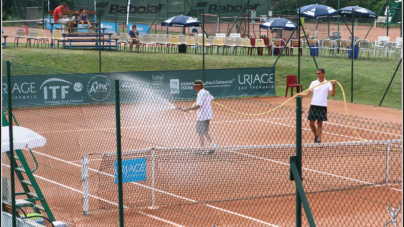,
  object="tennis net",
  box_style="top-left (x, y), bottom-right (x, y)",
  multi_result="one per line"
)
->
top-left (83, 139), bottom-right (402, 211)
